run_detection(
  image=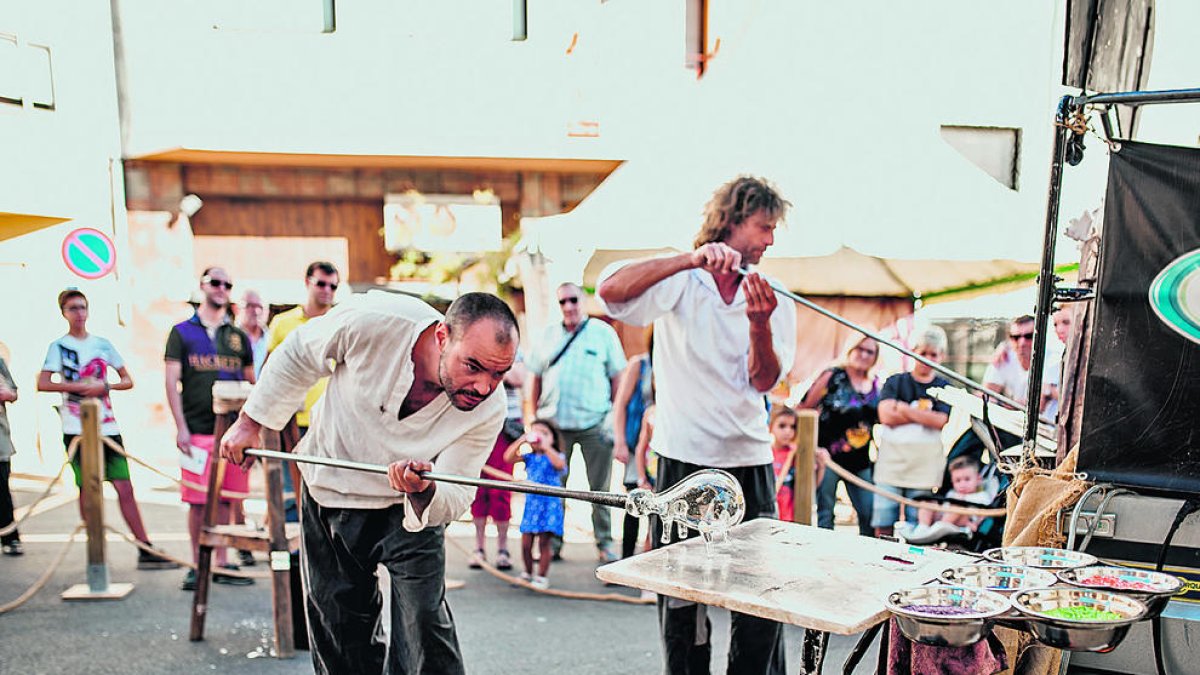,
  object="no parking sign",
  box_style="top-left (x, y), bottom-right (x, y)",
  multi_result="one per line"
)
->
top-left (61, 228), bottom-right (117, 279)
